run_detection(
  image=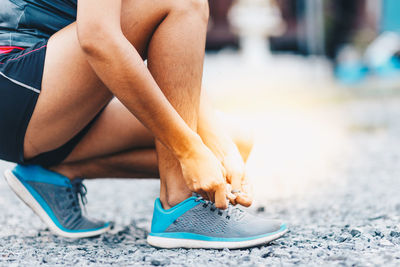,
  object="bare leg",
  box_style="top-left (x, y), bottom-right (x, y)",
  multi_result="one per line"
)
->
top-left (23, 0), bottom-right (210, 209)
top-left (24, 0), bottom-right (195, 159)
top-left (147, 3), bottom-right (209, 208)
top-left (53, 148), bottom-right (159, 179)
